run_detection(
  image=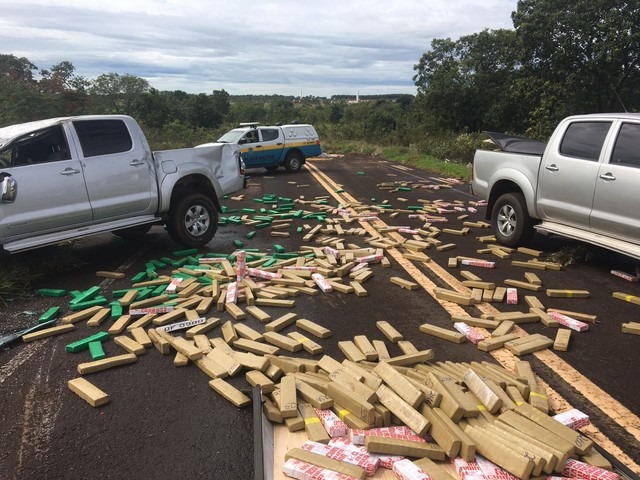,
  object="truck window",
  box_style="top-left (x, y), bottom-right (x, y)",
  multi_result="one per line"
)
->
top-left (243, 130), bottom-right (259, 144)
top-left (559, 122), bottom-right (611, 161)
top-left (7, 125), bottom-right (71, 166)
top-left (260, 129), bottom-right (279, 142)
top-left (611, 123), bottom-right (640, 168)
top-left (73, 119), bottom-right (133, 157)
